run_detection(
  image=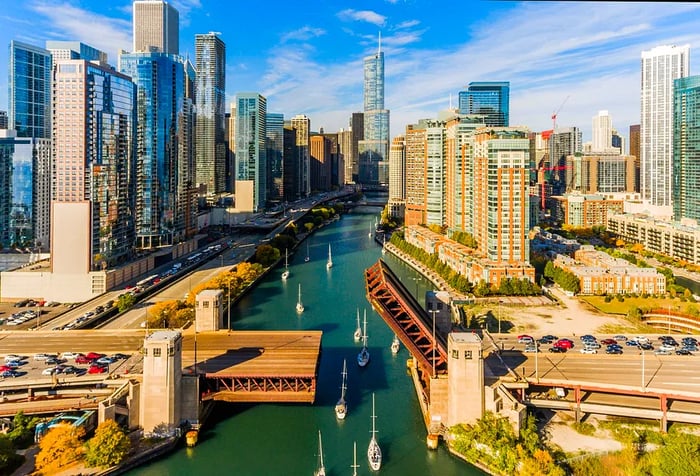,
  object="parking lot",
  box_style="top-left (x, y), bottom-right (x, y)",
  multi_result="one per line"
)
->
top-left (1, 351), bottom-right (136, 382)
